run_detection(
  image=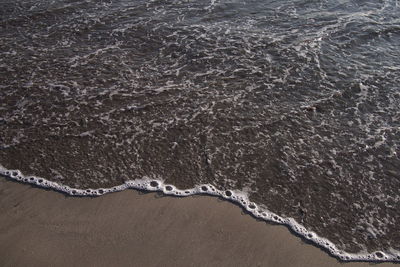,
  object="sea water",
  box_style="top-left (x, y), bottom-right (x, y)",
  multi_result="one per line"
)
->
top-left (1, 0), bottom-right (399, 261)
